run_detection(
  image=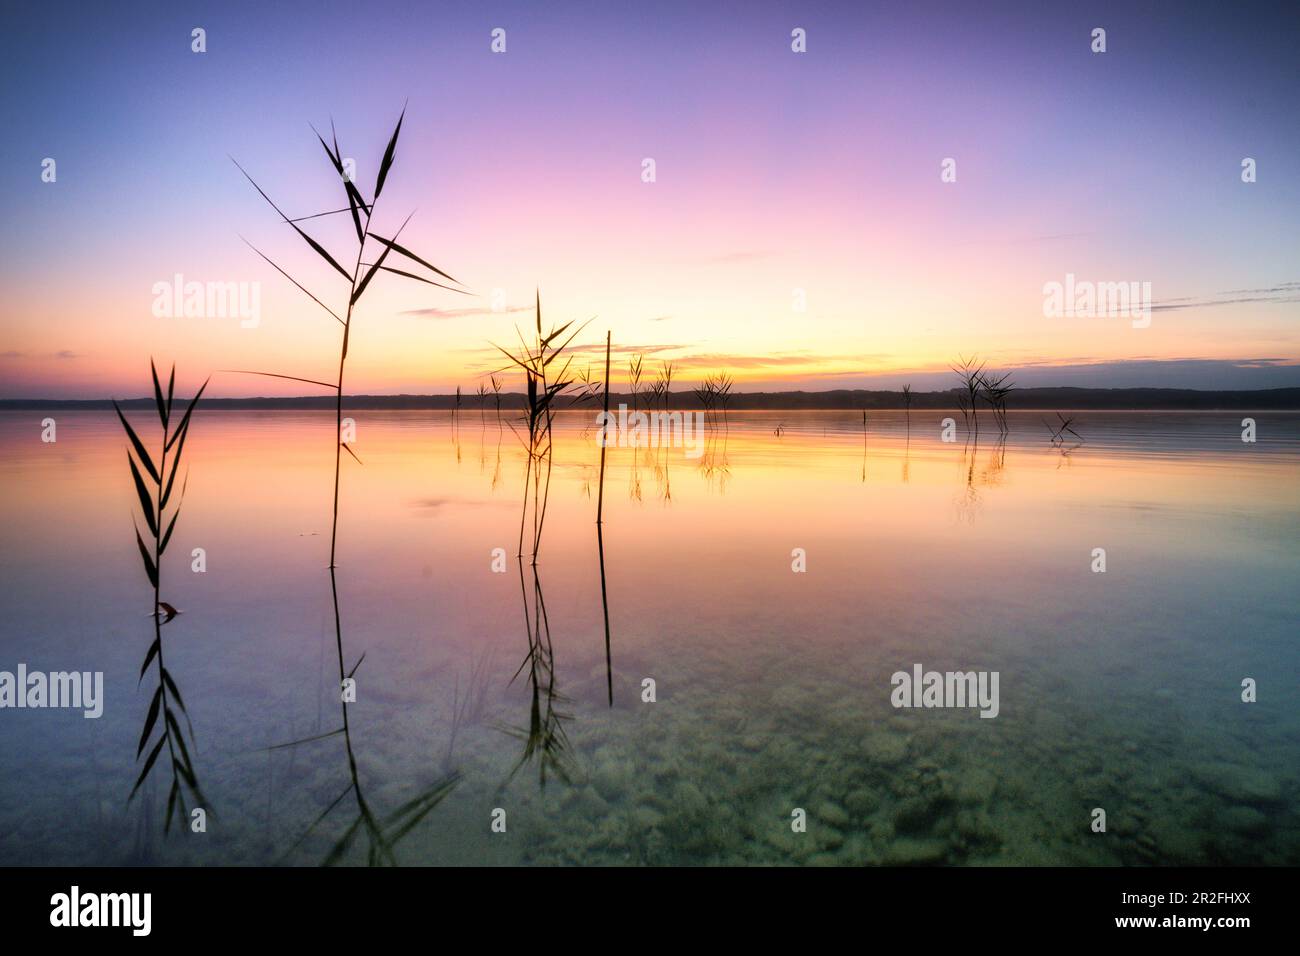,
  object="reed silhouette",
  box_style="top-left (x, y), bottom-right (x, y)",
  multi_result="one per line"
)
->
top-left (980, 370), bottom-right (1015, 434)
top-left (1045, 413), bottom-right (1084, 465)
top-left (596, 332), bottom-right (614, 706)
top-left (232, 108), bottom-right (465, 568)
top-left (272, 568), bottom-right (460, 865)
top-left (492, 292), bottom-right (587, 563)
top-left (115, 361), bottom-right (208, 831)
top-left (627, 353), bottom-right (644, 413)
top-left (951, 355), bottom-right (986, 434)
top-left (1045, 412), bottom-right (1083, 445)
top-left (501, 559), bottom-right (573, 786)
